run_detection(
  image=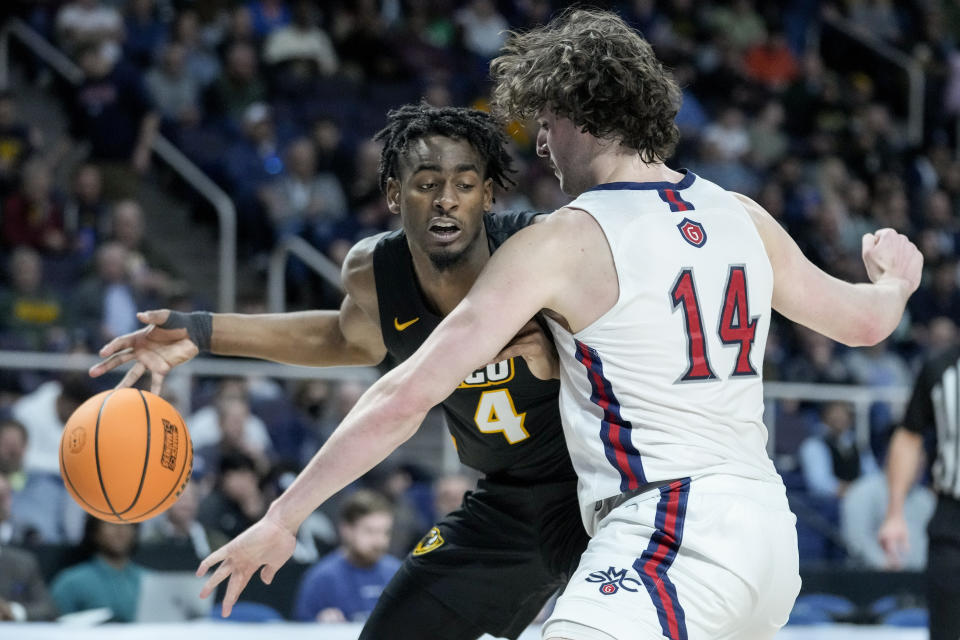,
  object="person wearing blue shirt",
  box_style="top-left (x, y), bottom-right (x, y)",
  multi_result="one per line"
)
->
top-left (293, 489), bottom-right (400, 623)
